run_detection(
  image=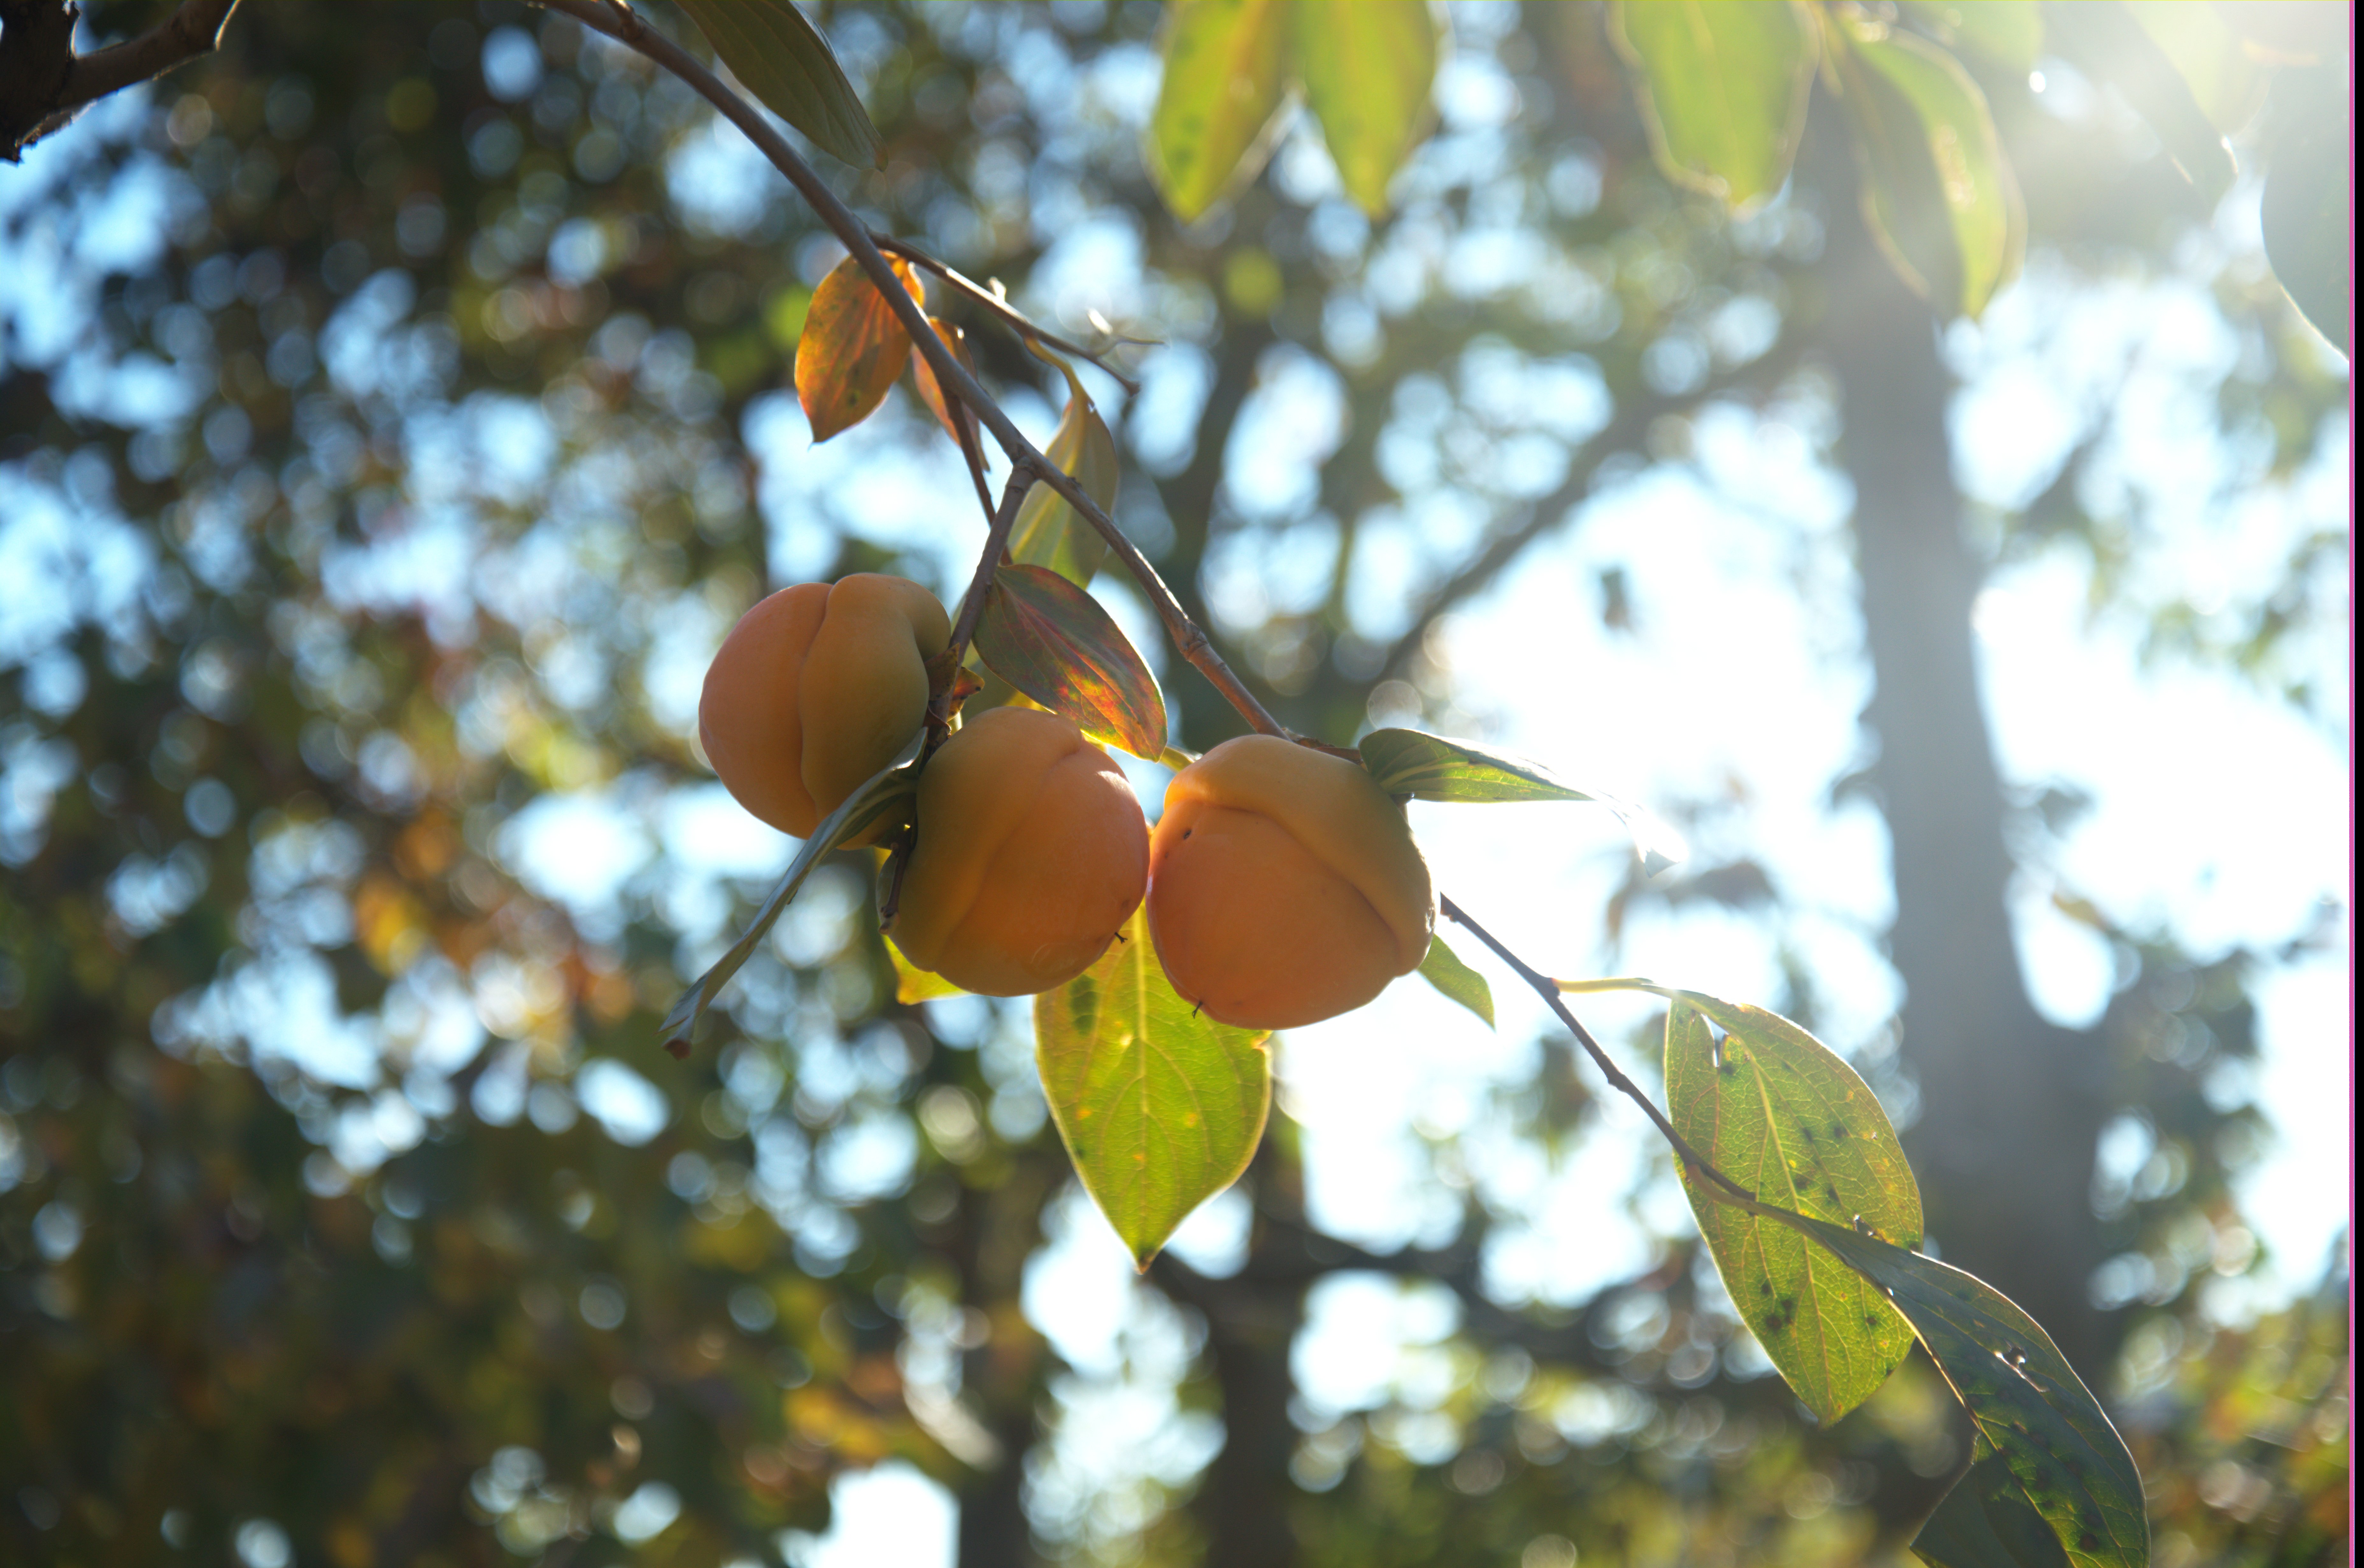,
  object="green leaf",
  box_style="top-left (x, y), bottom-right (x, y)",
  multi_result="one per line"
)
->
top-left (2125, 1), bottom-right (2268, 137)
top-left (974, 564), bottom-right (1168, 761)
top-left (1663, 995), bottom-right (1921, 1424)
top-left (1356, 728), bottom-right (1687, 873)
top-left (1036, 905), bottom-right (1273, 1267)
top-left (794, 255), bottom-right (925, 442)
top-left (2261, 112), bottom-right (2351, 356)
top-left (1898, 2), bottom-right (2041, 73)
top-left (1416, 934), bottom-right (1493, 1029)
top-left (1610, 0), bottom-right (1815, 209)
top-left (1911, 1451), bottom-right (2073, 1568)
top-left (661, 758), bottom-right (921, 1056)
top-left (1149, 0), bottom-right (1293, 222)
top-left (1007, 349), bottom-right (1121, 587)
top-left (1290, 0), bottom-right (1440, 216)
top-left (2042, 2), bottom-right (2233, 209)
top-left (1825, 9), bottom-right (2023, 319)
top-left (1792, 1218), bottom-right (2149, 1568)
top-left (674, 0), bottom-right (882, 169)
